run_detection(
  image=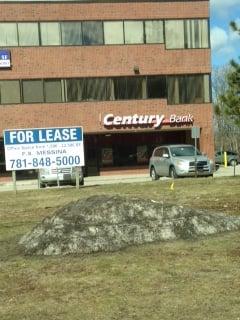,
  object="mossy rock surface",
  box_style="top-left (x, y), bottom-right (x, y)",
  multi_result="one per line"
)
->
top-left (19, 195), bottom-right (240, 255)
